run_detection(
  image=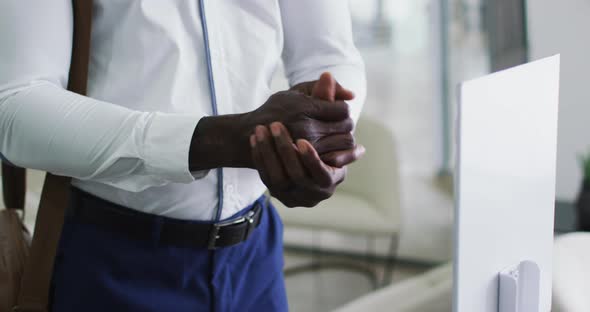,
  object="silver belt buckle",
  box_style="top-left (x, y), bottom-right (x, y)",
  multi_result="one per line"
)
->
top-left (207, 206), bottom-right (258, 250)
